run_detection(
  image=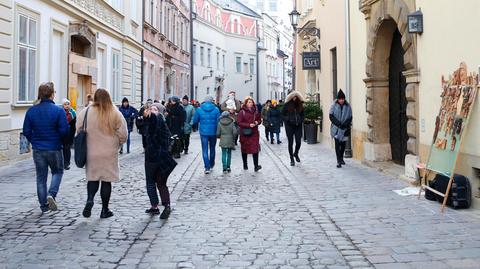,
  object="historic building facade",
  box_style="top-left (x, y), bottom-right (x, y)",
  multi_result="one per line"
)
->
top-left (192, 0), bottom-right (260, 103)
top-left (143, 0), bottom-right (191, 101)
top-left (0, 0), bottom-right (142, 164)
